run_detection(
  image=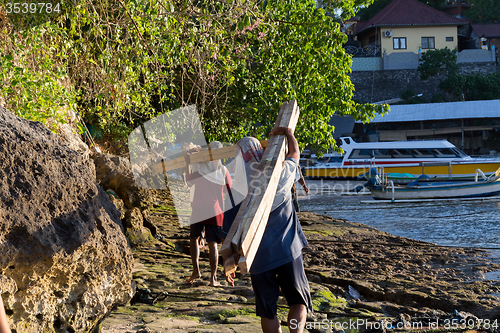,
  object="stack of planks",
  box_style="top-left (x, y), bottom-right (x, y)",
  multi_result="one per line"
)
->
top-left (150, 141), bottom-right (268, 174)
top-left (220, 100), bottom-right (300, 274)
